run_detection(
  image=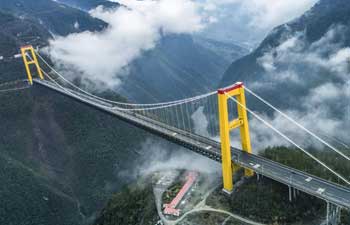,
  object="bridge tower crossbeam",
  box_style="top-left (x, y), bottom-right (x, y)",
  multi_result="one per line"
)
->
top-left (217, 82), bottom-right (254, 194)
